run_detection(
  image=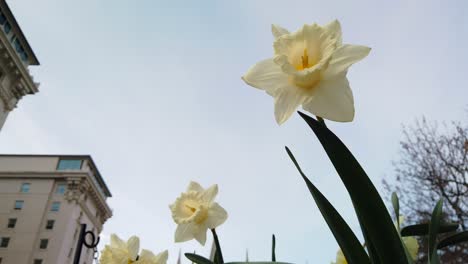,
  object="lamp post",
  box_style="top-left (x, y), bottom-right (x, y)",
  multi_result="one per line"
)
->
top-left (73, 224), bottom-right (100, 264)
